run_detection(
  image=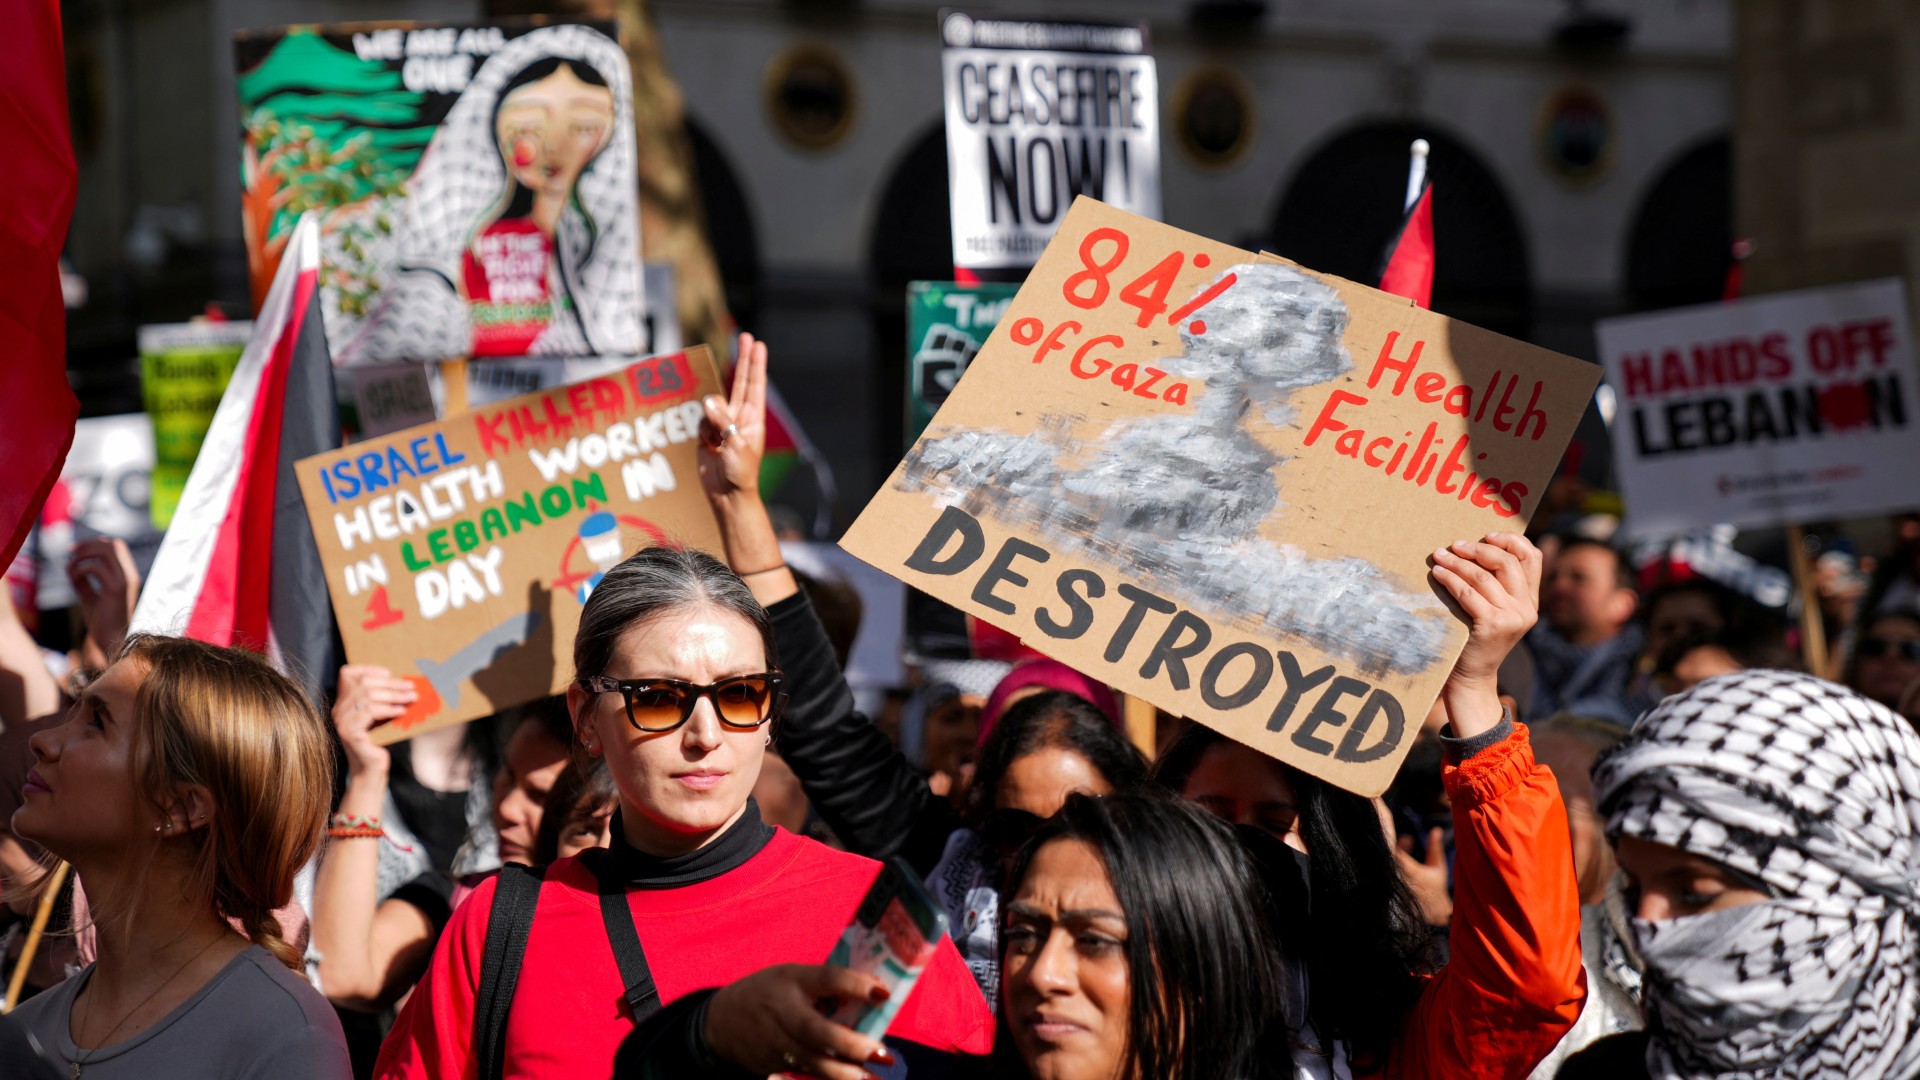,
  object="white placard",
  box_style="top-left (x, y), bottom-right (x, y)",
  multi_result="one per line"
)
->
top-left (941, 11), bottom-right (1159, 271)
top-left (1596, 279), bottom-right (1920, 537)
